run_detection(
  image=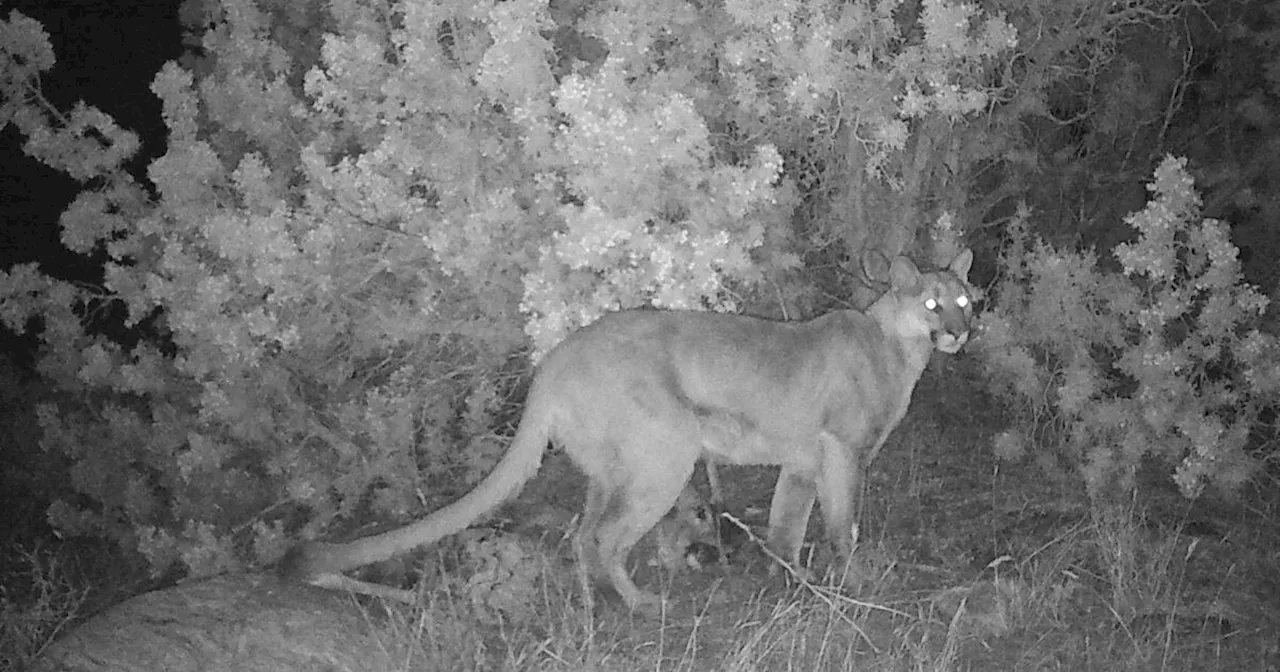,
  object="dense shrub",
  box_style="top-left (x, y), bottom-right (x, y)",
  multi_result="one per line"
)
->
top-left (978, 157), bottom-right (1280, 501)
top-left (0, 0), bottom-right (1017, 575)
